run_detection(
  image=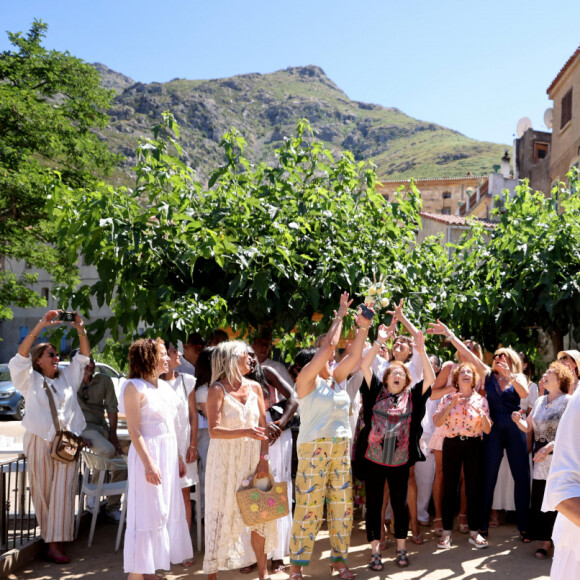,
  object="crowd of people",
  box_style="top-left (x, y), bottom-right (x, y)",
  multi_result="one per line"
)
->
top-left (7, 304), bottom-right (580, 580)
